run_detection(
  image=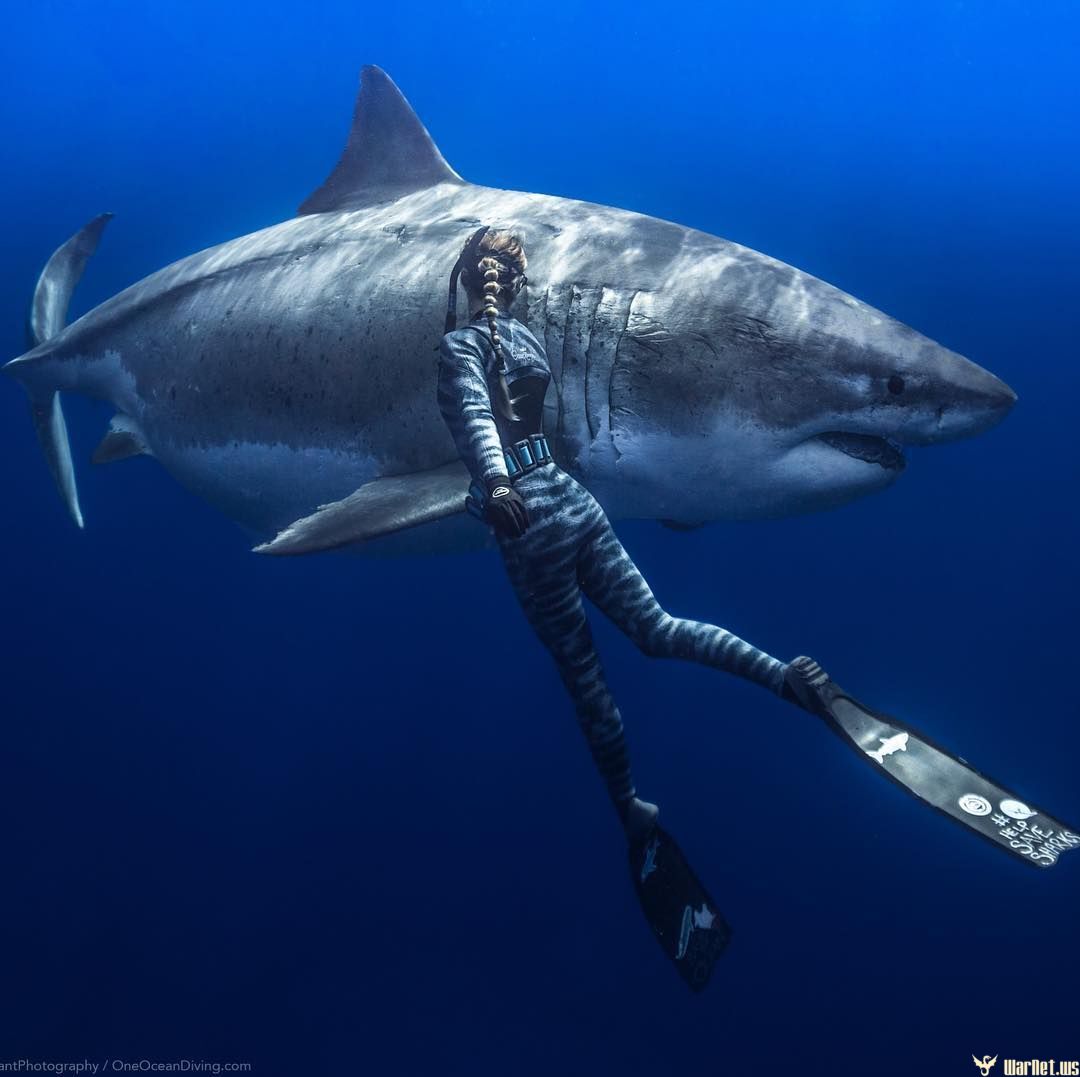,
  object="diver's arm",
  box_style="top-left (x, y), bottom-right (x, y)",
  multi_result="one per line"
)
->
top-left (437, 333), bottom-right (508, 486)
top-left (437, 333), bottom-right (529, 537)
